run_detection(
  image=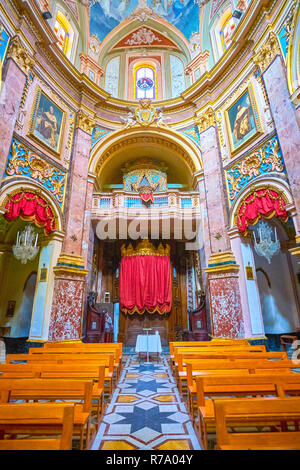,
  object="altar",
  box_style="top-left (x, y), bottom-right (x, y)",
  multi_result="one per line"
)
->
top-left (135, 332), bottom-right (162, 361)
